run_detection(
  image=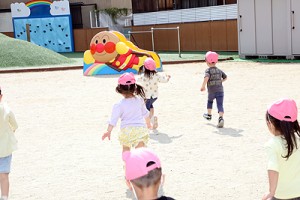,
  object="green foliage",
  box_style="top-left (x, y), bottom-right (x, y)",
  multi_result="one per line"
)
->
top-left (100, 7), bottom-right (129, 24)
